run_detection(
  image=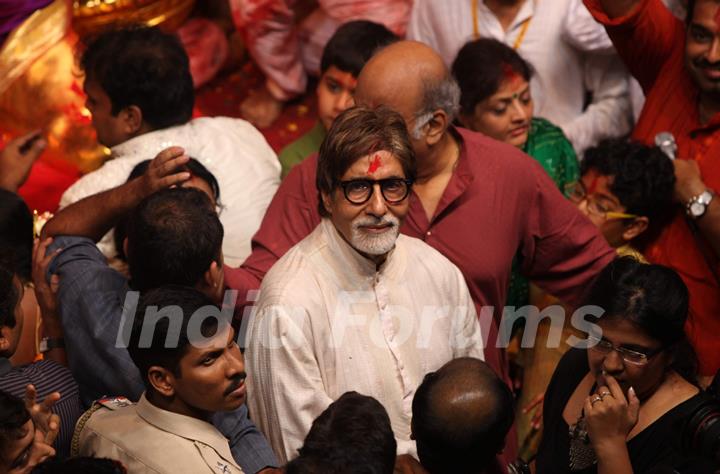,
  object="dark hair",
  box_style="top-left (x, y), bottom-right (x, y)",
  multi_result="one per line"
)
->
top-left (126, 187), bottom-right (223, 291)
top-left (452, 38), bottom-right (533, 117)
top-left (687, 0), bottom-right (695, 24)
top-left (32, 457), bottom-right (127, 473)
top-left (320, 20), bottom-right (398, 76)
top-left (412, 358), bottom-right (515, 474)
top-left (127, 285), bottom-right (227, 389)
top-left (582, 139), bottom-right (676, 240)
top-left (0, 390), bottom-right (31, 464)
top-left (316, 106), bottom-right (416, 216)
top-left (80, 25), bottom-right (194, 130)
top-left (0, 264), bottom-right (19, 330)
top-left (0, 190), bottom-right (33, 281)
top-left (584, 256), bottom-right (698, 382)
top-left (114, 158), bottom-right (221, 261)
top-left (286, 391), bottom-right (396, 474)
